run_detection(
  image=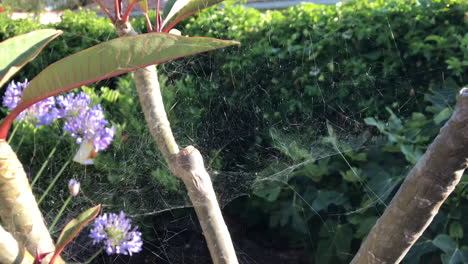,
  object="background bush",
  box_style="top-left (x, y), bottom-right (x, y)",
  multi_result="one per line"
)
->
top-left (1, 0), bottom-right (468, 262)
